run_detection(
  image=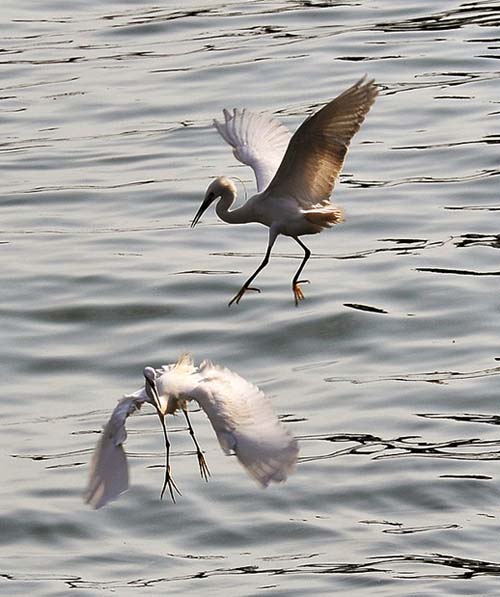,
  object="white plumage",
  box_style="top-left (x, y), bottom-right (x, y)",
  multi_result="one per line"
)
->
top-left (84, 394), bottom-right (144, 509)
top-left (84, 355), bottom-right (298, 509)
top-left (213, 108), bottom-right (291, 192)
top-left (192, 77), bottom-right (378, 305)
top-left (190, 361), bottom-right (297, 487)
